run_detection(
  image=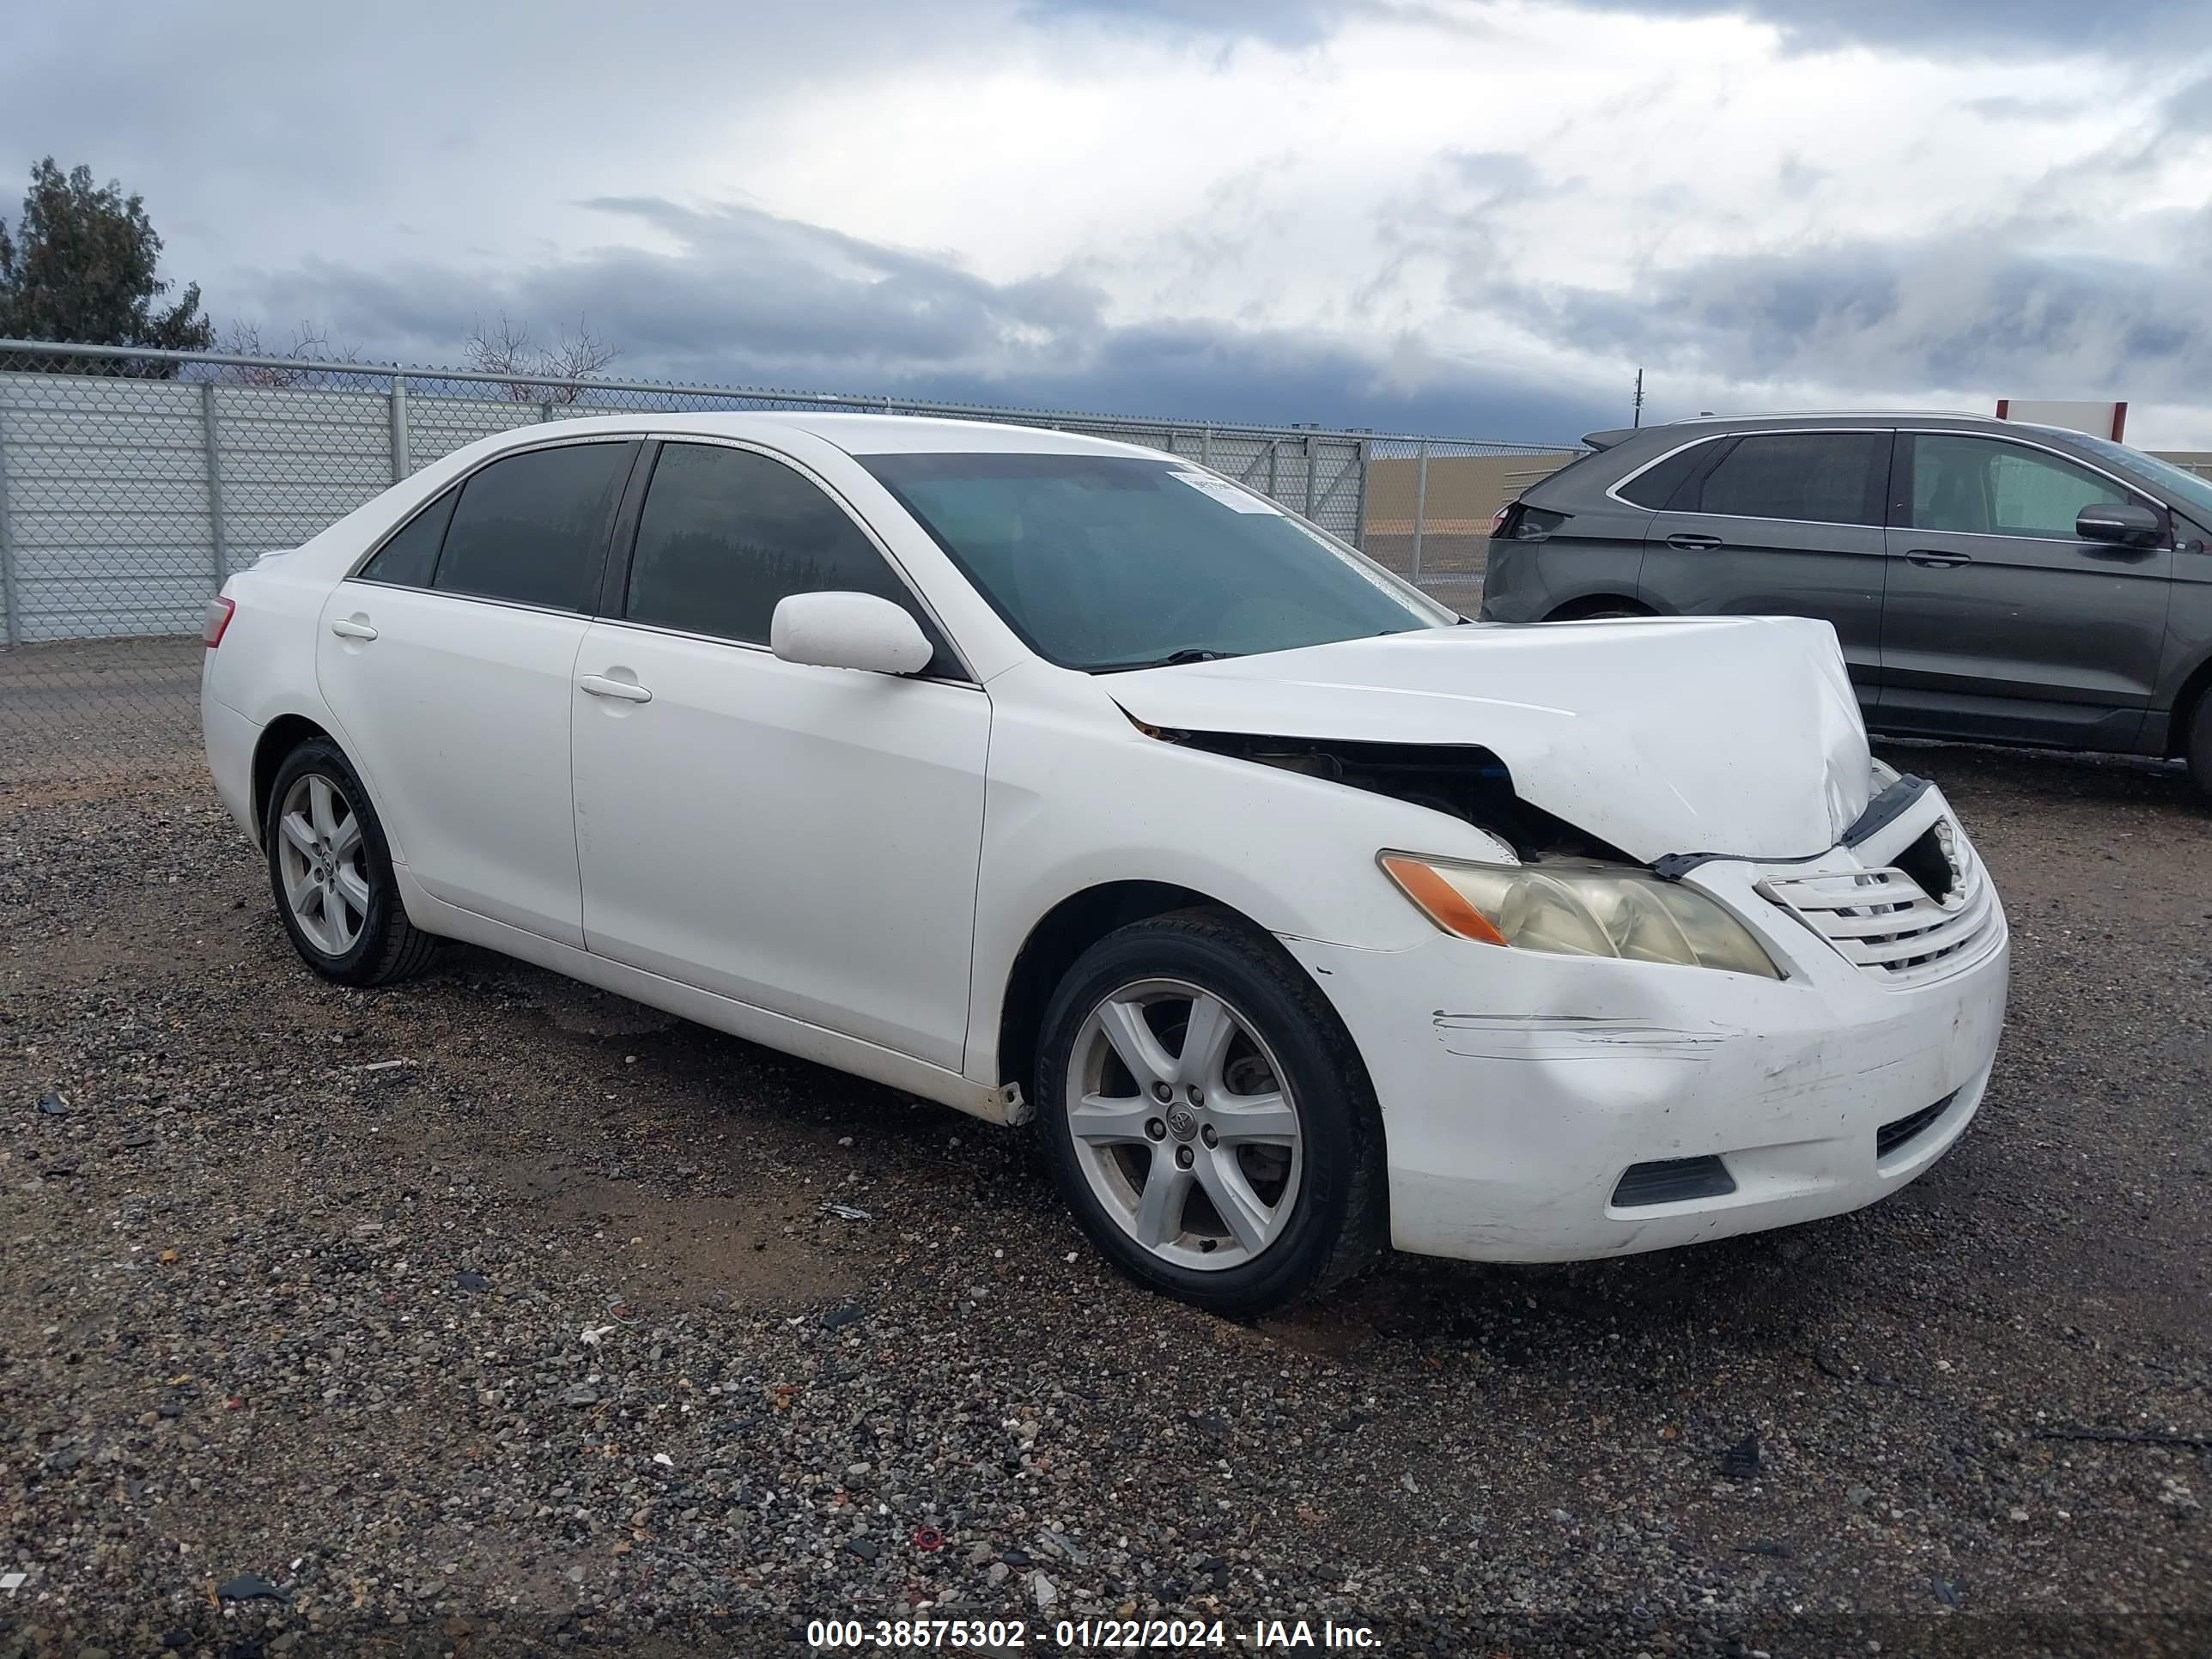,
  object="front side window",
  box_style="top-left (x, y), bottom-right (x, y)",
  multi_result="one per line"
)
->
top-left (1910, 435), bottom-right (2130, 539)
top-left (624, 442), bottom-right (956, 674)
top-left (433, 441), bottom-right (631, 611)
top-left (1692, 433), bottom-right (1887, 526)
top-left (2069, 433), bottom-right (2212, 526)
top-left (859, 453), bottom-right (1452, 672)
